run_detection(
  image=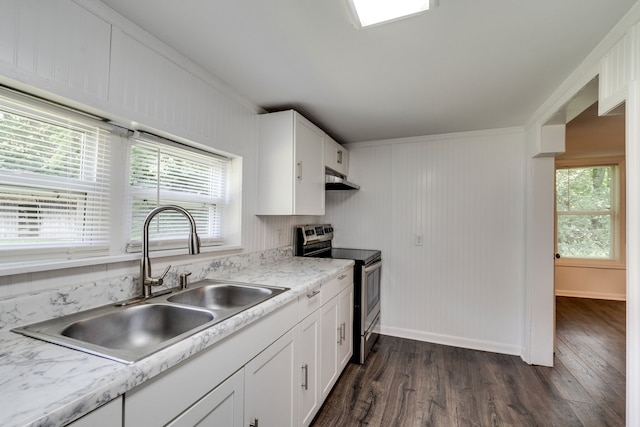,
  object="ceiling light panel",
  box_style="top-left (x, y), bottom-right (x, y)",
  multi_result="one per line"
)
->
top-left (348, 0), bottom-right (432, 28)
